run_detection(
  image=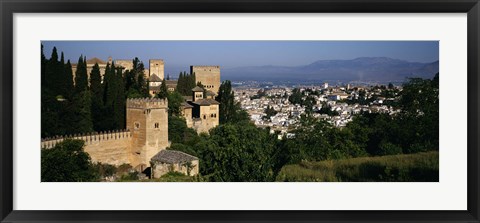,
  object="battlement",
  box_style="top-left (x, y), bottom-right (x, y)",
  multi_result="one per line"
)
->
top-left (126, 98), bottom-right (168, 109)
top-left (41, 129), bottom-right (132, 149)
top-left (191, 65), bottom-right (220, 69)
top-left (150, 59), bottom-right (164, 64)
